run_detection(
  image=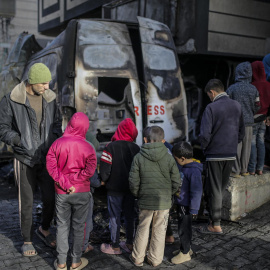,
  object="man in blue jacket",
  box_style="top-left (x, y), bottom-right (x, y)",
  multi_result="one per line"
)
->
top-left (199, 79), bottom-right (245, 234)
